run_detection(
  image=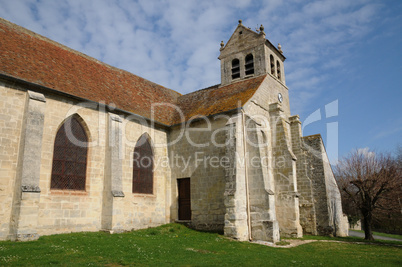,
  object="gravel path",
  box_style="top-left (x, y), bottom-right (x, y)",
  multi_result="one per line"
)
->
top-left (348, 230), bottom-right (402, 241)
